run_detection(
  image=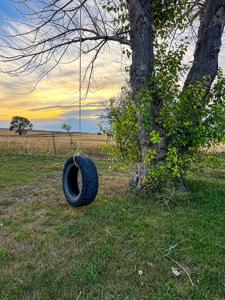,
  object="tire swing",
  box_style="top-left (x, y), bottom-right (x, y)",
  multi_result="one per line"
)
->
top-left (62, 3), bottom-right (98, 207)
top-left (63, 156), bottom-right (98, 207)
